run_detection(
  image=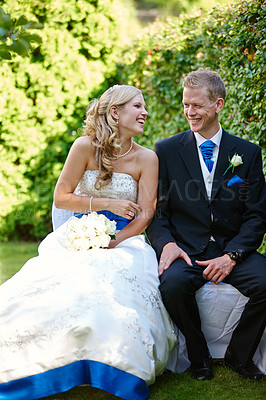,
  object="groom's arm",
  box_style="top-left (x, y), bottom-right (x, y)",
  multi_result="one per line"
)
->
top-left (197, 145), bottom-right (266, 284)
top-left (223, 146), bottom-right (266, 257)
top-left (146, 142), bottom-right (192, 273)
top-left (146, 142), bottom-right (176, 258)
